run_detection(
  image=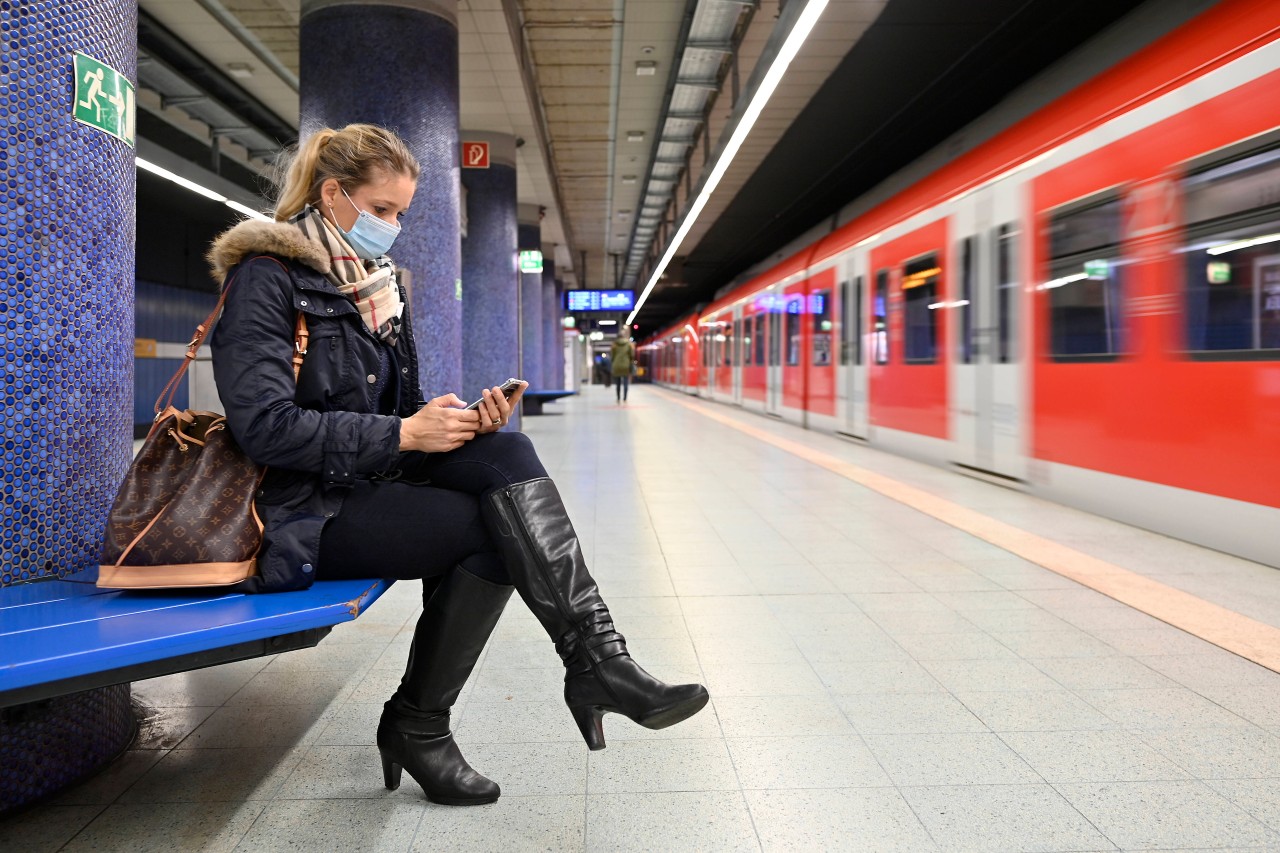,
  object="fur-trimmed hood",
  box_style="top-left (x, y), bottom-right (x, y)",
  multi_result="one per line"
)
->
top-left (207, 219), bottom-right (331, 283)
